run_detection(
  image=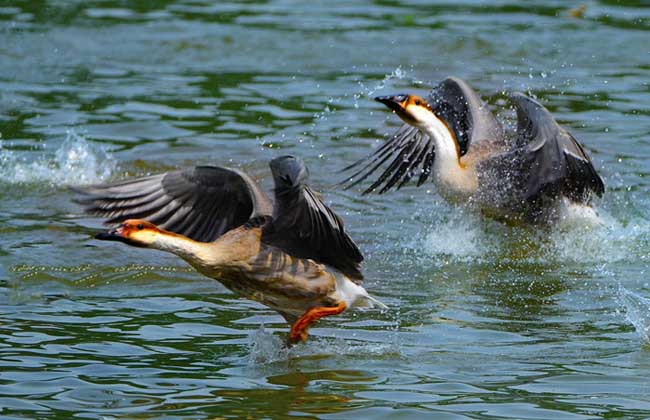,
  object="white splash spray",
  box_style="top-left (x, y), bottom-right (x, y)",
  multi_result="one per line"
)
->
top-left (617, 287), bottom-right (650, 344)
top-left (422, 211), bottom-right (485, 264)
top-left (543, 208), bottom-right (650, 265)
top-left (313, 66), bottom-right (408, 124)
top-left (415, 200), bottom-right (650, 267)
top-left (0, 130), bottom-right (115, 186)
top-left (352, 66), bottom-right (407, 109)
top-left (247, 325), bottom-right (290, 364)
top-left (246, 324), bottom-right (402, 365)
